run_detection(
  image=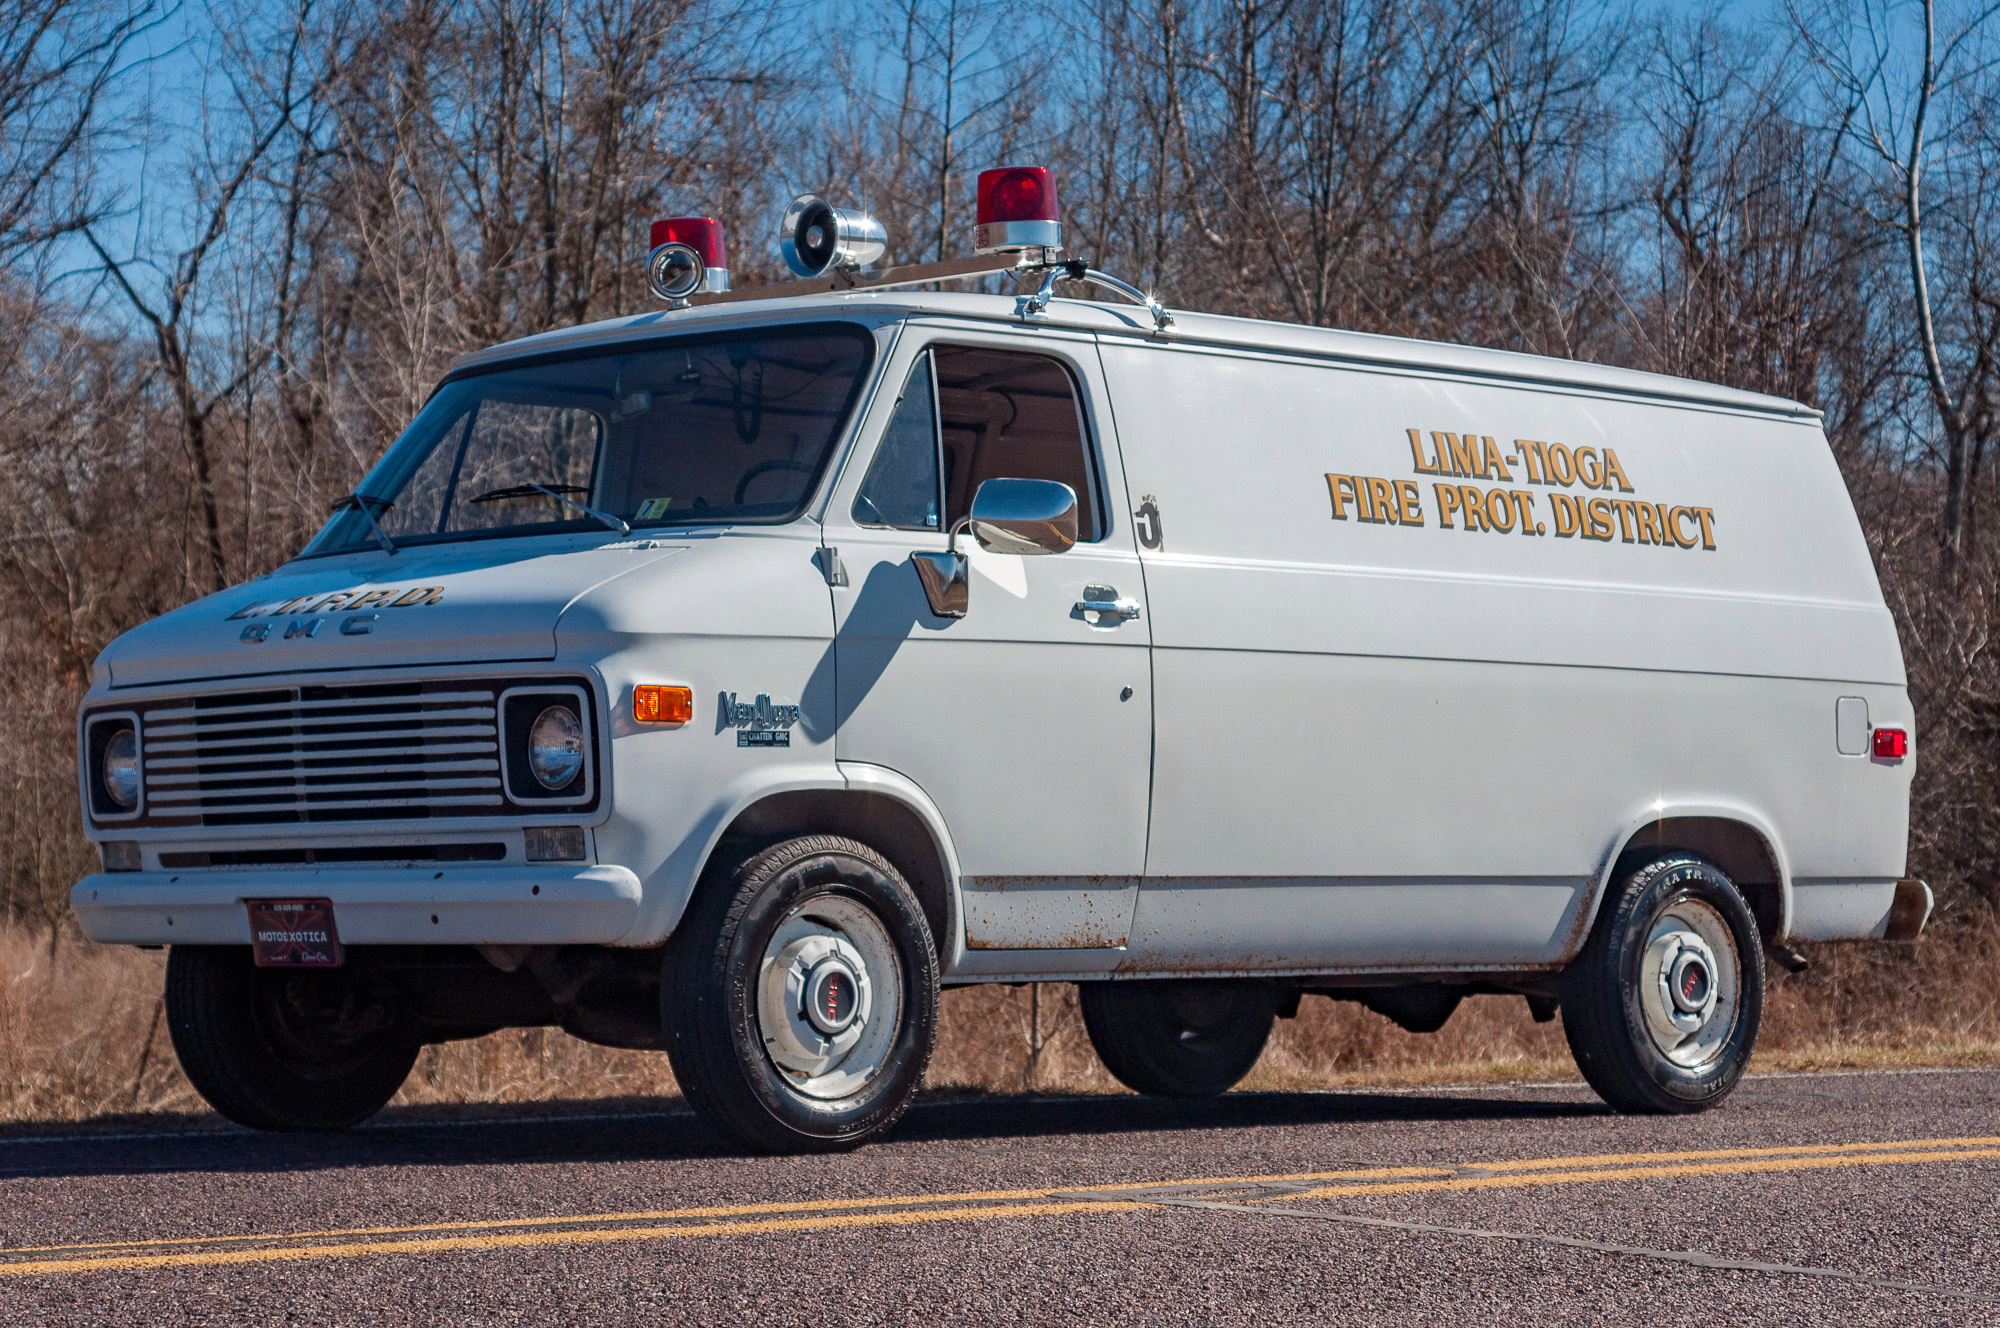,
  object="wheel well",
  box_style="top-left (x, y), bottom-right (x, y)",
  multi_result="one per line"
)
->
top-left (716, 791), bottom-right (954, 956)
top-left (1619, 816), bottom-right (1783, 941)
